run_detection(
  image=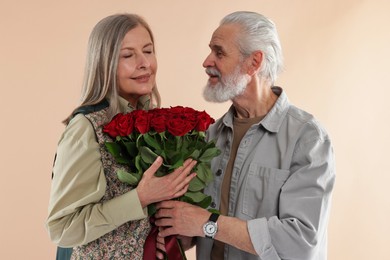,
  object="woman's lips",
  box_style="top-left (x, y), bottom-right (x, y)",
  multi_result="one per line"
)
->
top-left (132, 74), bottom-right (151, 83)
